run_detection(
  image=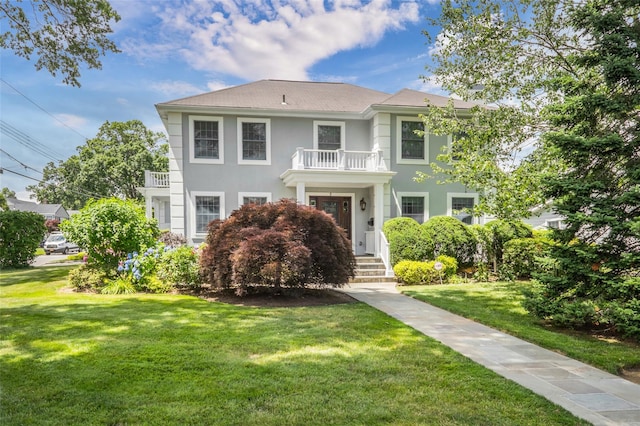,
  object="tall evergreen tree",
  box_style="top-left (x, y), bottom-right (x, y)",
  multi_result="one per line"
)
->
top-left (526, 0), bottom-right (640, 337)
